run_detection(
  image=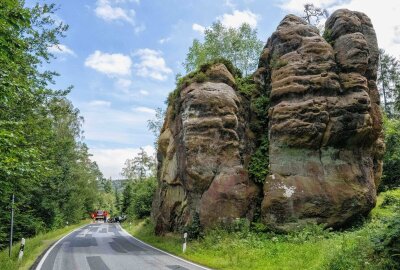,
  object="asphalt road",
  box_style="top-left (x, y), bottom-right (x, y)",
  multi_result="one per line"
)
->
top-left (36, 223), bottom-right (210, 270)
